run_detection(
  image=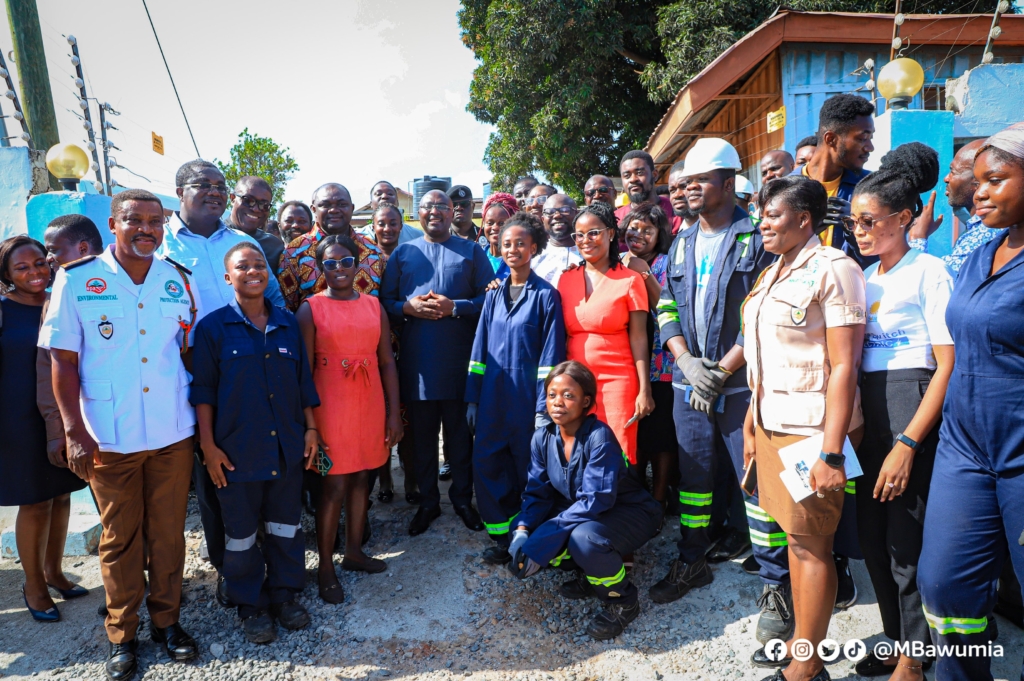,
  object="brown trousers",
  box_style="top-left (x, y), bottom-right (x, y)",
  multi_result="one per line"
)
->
top-left (90, 436), bottom-right (193, 643)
